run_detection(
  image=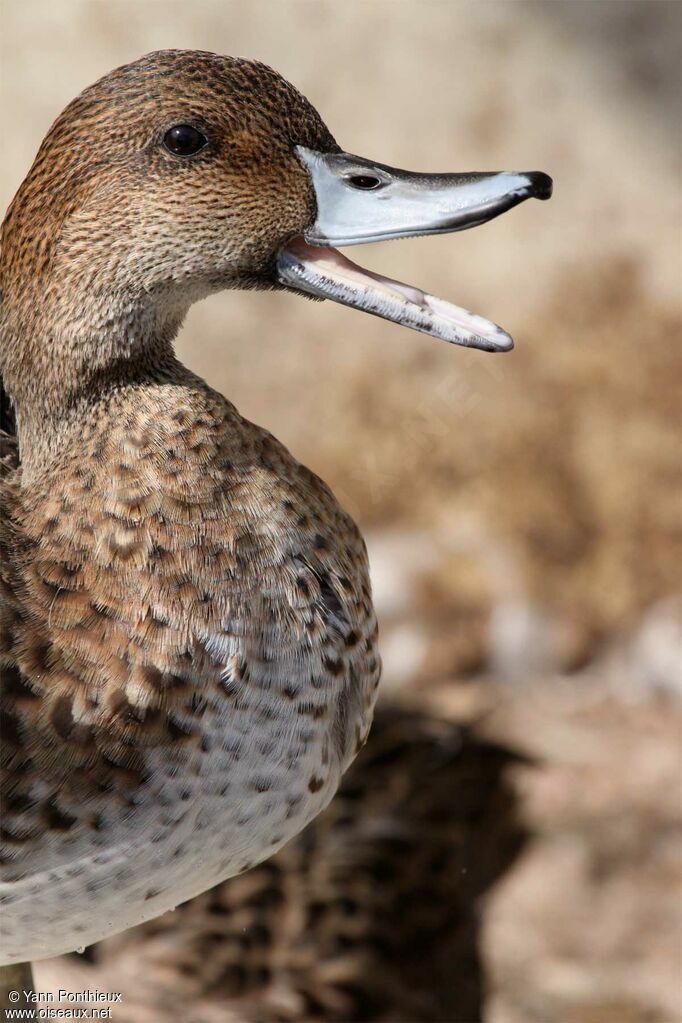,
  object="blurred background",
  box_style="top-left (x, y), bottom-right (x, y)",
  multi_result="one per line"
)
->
top-left (2, 1), bottom-right (680, 1020)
